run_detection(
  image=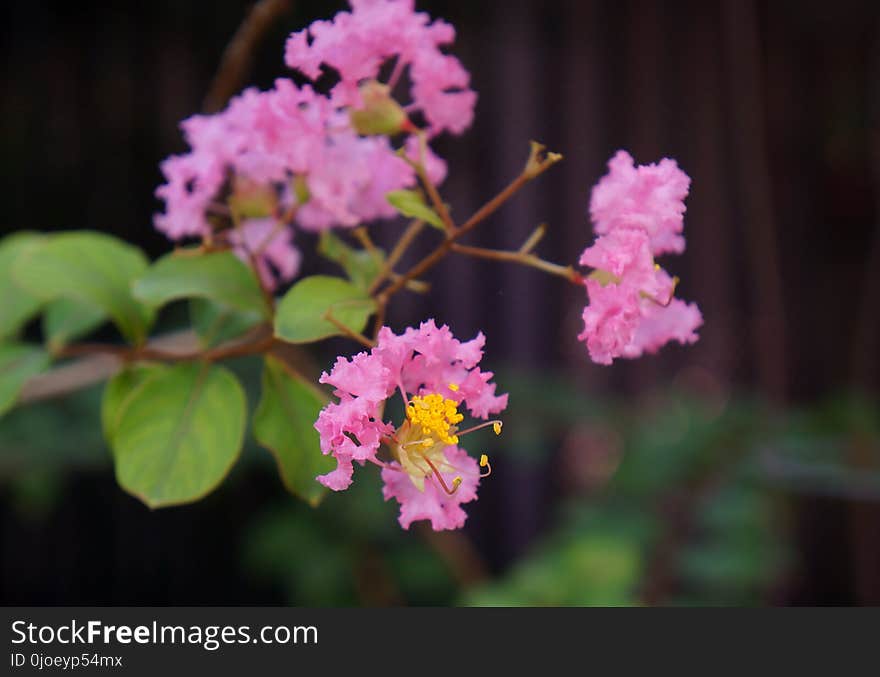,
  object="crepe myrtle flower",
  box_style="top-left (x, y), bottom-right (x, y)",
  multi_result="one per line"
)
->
top-left (589, 150), bottom-right (692, 256)
top-left (314, 320), bottom-right (506, 530)
top-left (578, 152), bottom-right (702, 365)
top-left (285, 0), bottom-right (477, 137)
top-left (154, 81), bottom-right (420, 243)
